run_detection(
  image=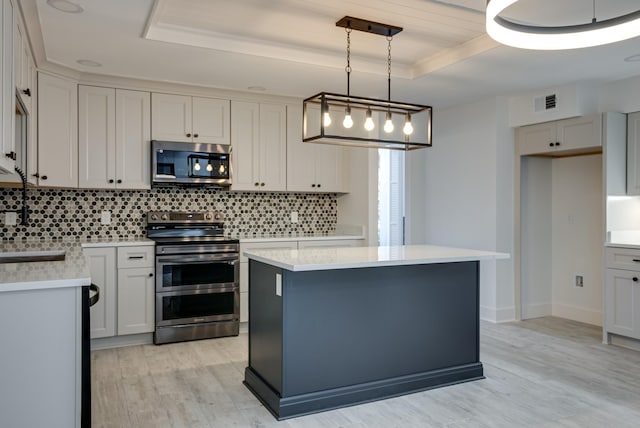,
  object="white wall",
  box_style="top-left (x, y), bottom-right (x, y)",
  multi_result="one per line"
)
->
top-left (423, 97), bottom-right (515, 322)
top-left (551, 155), bottom-right (603, 326)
